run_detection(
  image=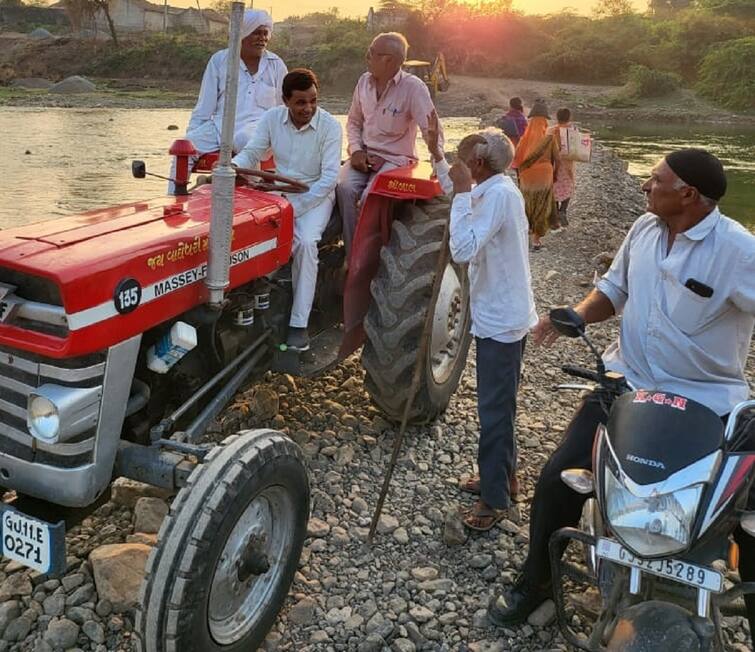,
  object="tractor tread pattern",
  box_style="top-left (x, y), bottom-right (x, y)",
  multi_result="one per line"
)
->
top-left (135, 430), bottom-right (308, 652)
top-left (361, 198), bottom-right (471, 423)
